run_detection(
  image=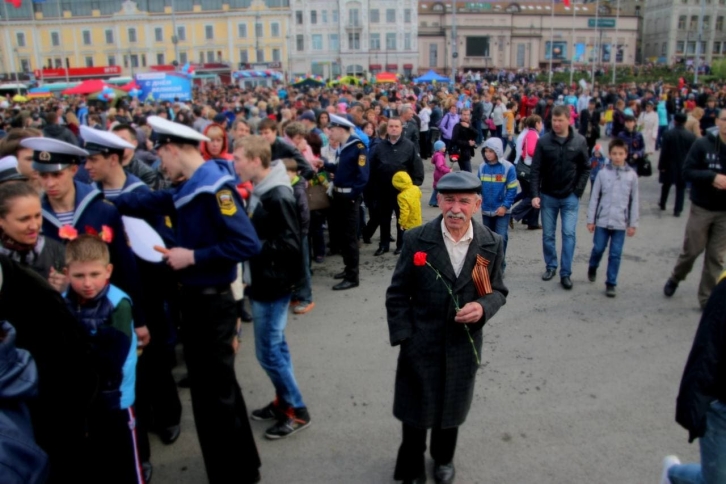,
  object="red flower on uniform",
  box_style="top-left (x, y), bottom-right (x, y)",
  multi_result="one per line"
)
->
top-left (99, 225), bottom-right (114, 243)
top-left (413, 251), bottom-right (428, 266)
top-left (58, 225), bottom-right (78, 241)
